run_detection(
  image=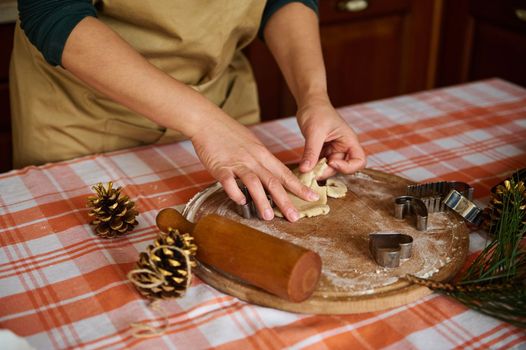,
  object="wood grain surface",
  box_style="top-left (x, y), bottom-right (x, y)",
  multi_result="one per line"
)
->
top-left (183, 169), bottom-right (470, 314)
